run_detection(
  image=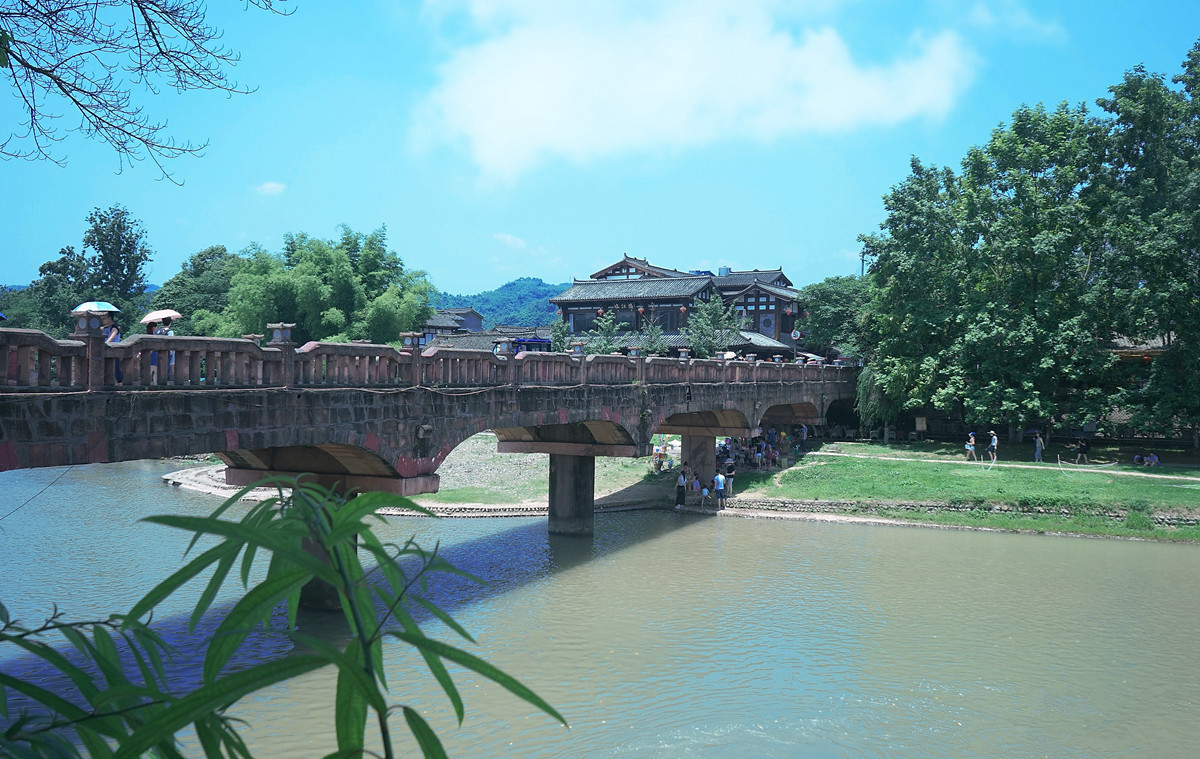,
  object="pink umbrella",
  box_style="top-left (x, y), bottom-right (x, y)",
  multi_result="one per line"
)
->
top-left (139, 309), bottom-right (182, 324)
